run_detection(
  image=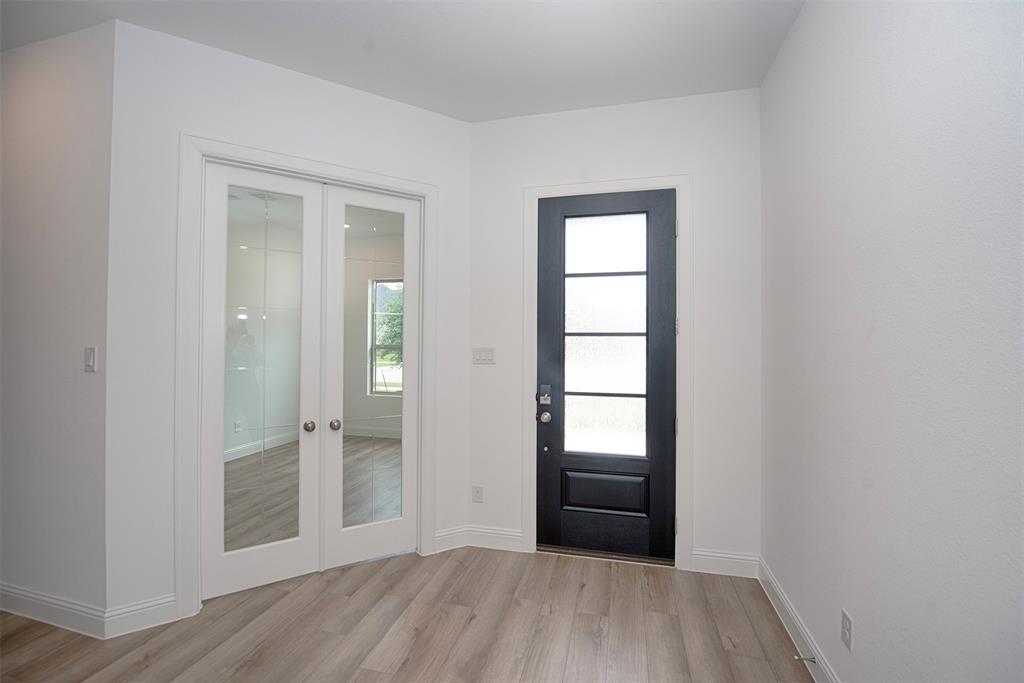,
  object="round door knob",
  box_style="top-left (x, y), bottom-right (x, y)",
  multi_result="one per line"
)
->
top-left (329, 419), bottom-right (342, 431)
top-left (303, 420), bottom-right (316, 433)
top-left (539, 411), bottom-right (552, 424)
